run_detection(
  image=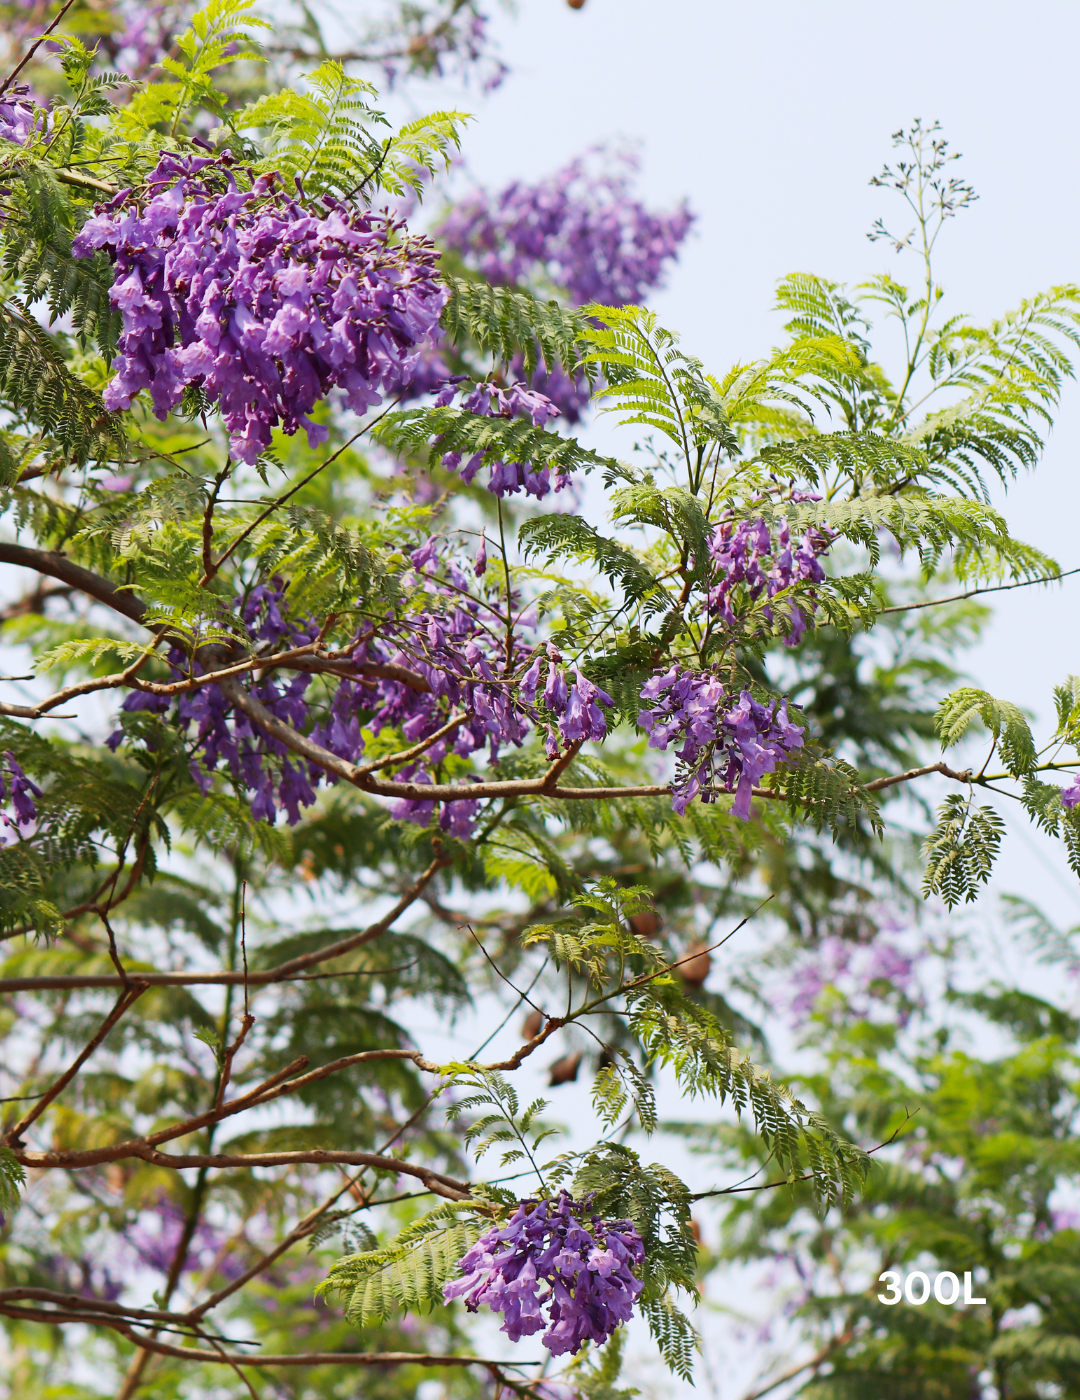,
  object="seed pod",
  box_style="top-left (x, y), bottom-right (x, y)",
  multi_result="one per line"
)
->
top-left (678, 940), bottom-right (712, 989)
top-left (549, 1050), bottom-right (583, 1086)
top-left (567, 0), bottom-right (586, 8)
top-left (522, 1009), bottom-right (544, 1041)
top-left (629, 908), bottom-right (661, 939)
